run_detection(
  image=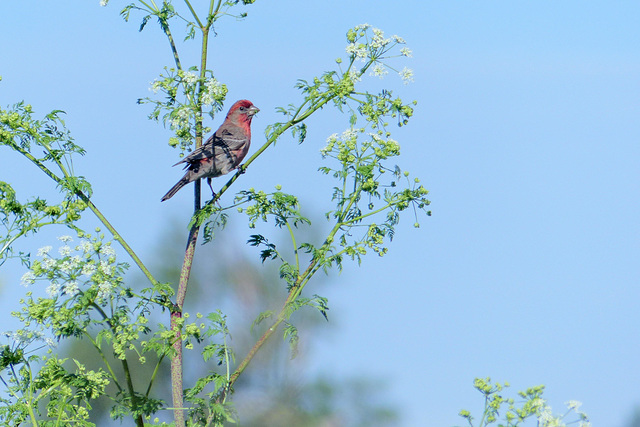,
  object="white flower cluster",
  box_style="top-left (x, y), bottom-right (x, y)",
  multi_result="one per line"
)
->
top-left (182, 71), bottom-right (198, 85)
top-left (346, 24), bottom-right (414, 85)
top-left (371, 28), bottom-right (390, 49)
top-left (201, 77), bottom-right (228, 107)
top-left (535, 400), bottom-right (590, 427)
top-left (320, 128), bottom-right (400, 161)
top-left (399, 67), bottom-right (414, 85)
top-left (21, 234), bottom-right (122, 304)
top-left (169, 107), bottom-right (192, 131)
top-left (3, 329), bottom-right (56, 348)
top-left (370, 64), bottom-right (388, 79)
top-left (345, 43), bottom-right (368, 60)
